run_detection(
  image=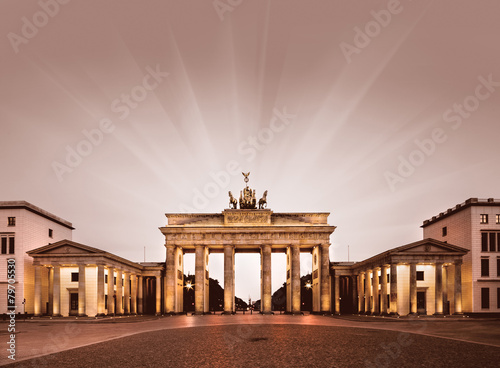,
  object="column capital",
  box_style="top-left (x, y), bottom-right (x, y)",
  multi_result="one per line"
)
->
top-left (454, 260), bottom-right (463, 266)
top-left (320, 243), bottom-right (330, 249)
